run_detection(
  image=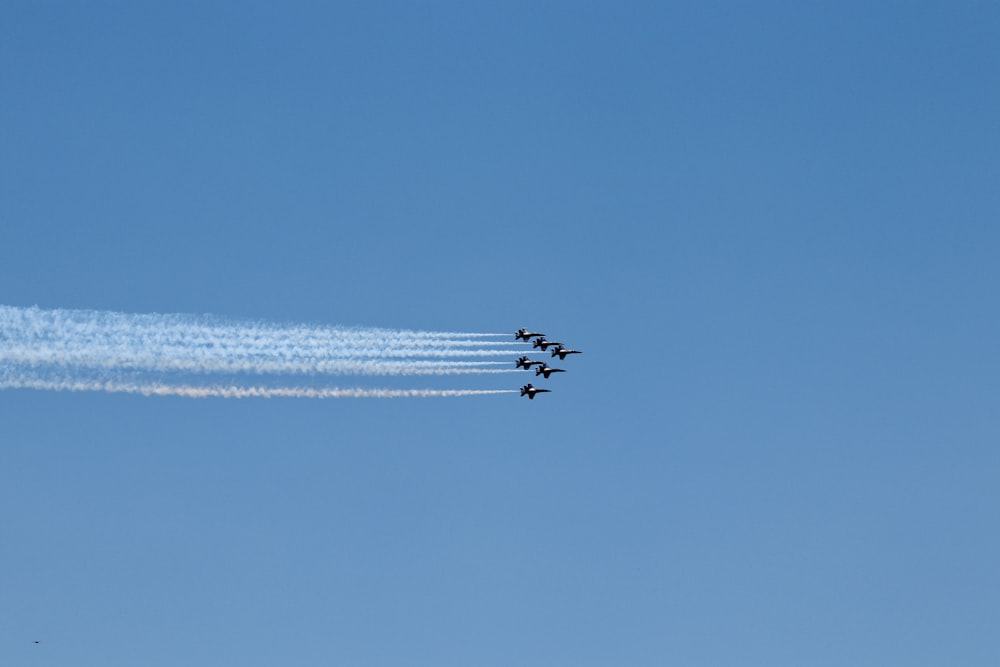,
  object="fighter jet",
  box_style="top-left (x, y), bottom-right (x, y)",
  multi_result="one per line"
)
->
top-left (515, 328), bottom-right (545, 341)
top-left (534, 363), bottom-right (567, 379)
top-left (532, 337), bottom-right (564, 351)
top-left (520, 383), bottom-right (551, 399)
top-left (550, 345), bottom-right (582, 360)
top-left (515, 355), bottom-right (546, 370)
